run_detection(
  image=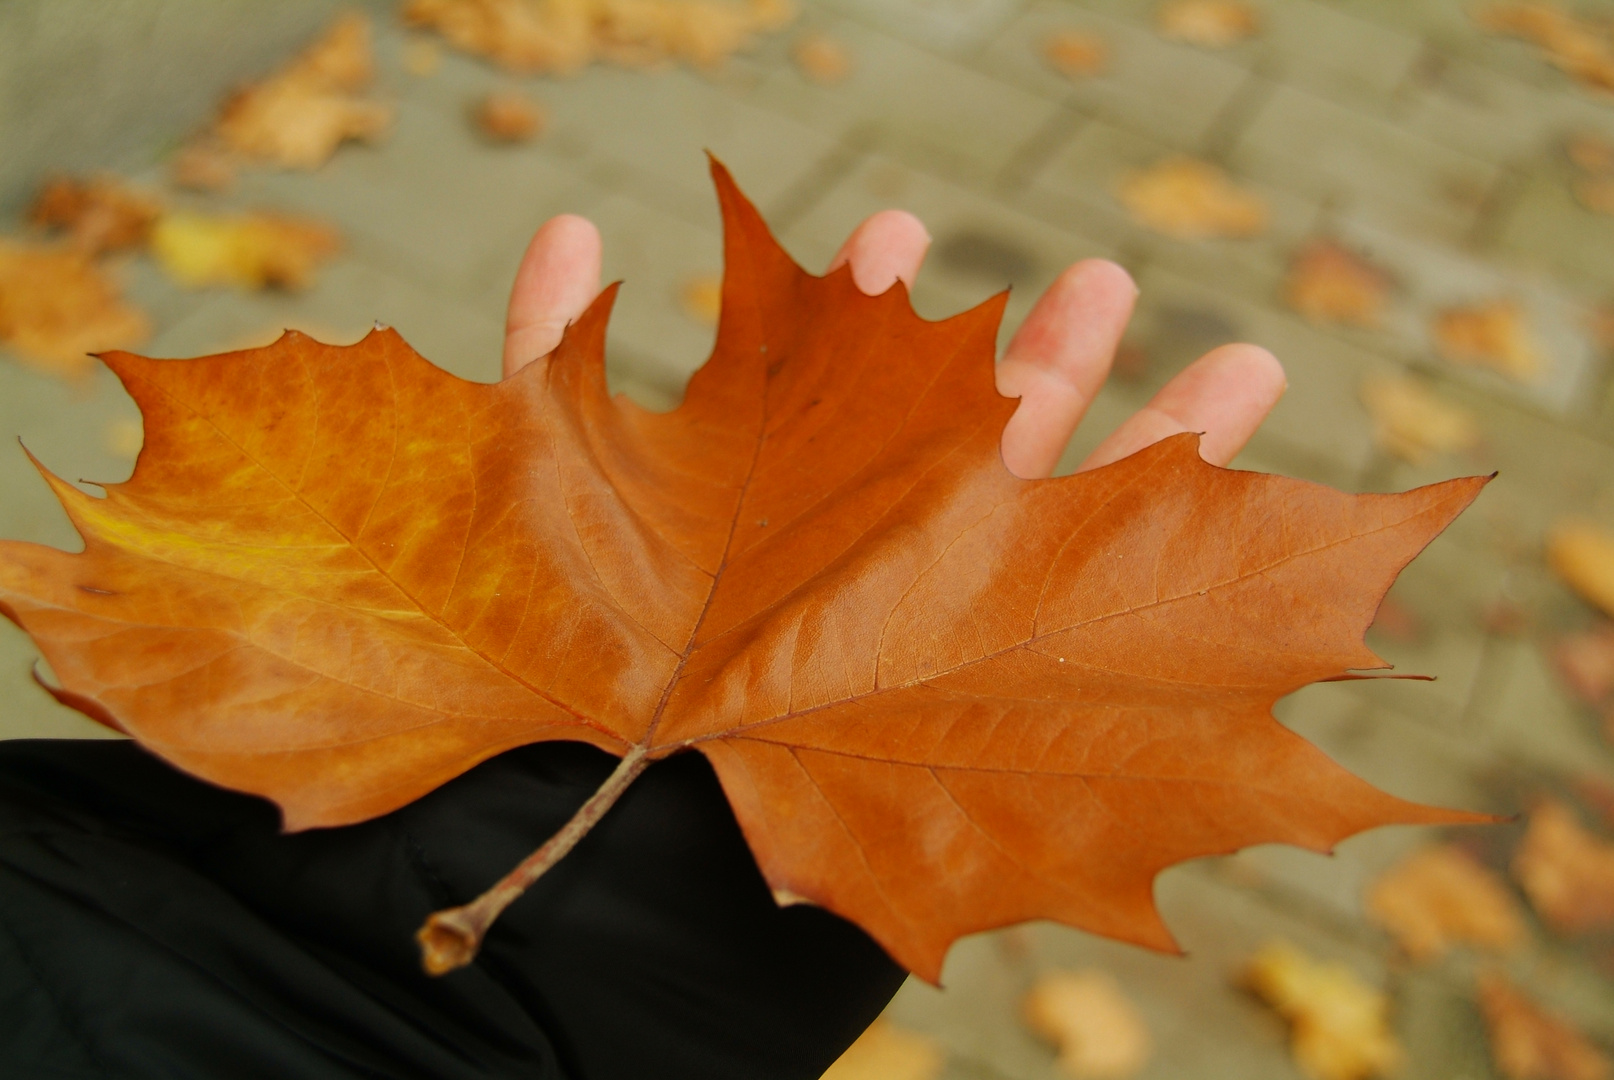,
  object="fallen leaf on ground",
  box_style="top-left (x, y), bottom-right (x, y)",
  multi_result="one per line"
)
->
top-left (216, 12), bottom-right (393, 169)
top-left (1365, 844), bottom-right (1526, 961)
top-left (0, 161), bottom-right (1490, 981)
top-left (1478, 971), bottom-right (1612, 1080)
top-left (1285, 241), bottom-right (1392, 328)
top-left (27, 176), bottom-right (161, 256)
top-left (1574, 176), bottom-right (1614, 215)
top-left (1117, 157), bottom-right (1267, 239)
top-left (149, 211), bottom-right (340, 290)
top-left (793, 32), bottom-right (852, 83)
top-left (1155, 0), bottom-right (1260, 48)
top-left (1512, 799), bottom-right (1614, 934)
top-left (1567, 133), bottom-right (1614, 175)
top-left (1358, 374), bottom-right (1480, 466)
top-left (1433, 299), bottom-right (1545, 382)
top-left (1554, 622), bottom-right (1614, 706)
top-left (0, 241), bottom-right (149, 377)
top-left (1041, 30), bottom-right (1109, 79)
top-left (404, 36), bottom-right (443, 76)
top-left (403, 0), bottom-right (796, 74)
top-left (820, 1019), bottom-right (943, 1080)
top-left (1023, 970), bottom-right (1151, 1079)
top-left (473, 91), bottom-right (546, 141)
top-left (678, 272), bottom-right (723, 325)
top-left (1475, 4), bottom-right (1614, 95)
top-left (1548, 522), bottom-right (1614, 618)
top-left (169, 142), bottom-right (237, 192)
top-left (1244, 941), bottom-right (1403, 1080)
